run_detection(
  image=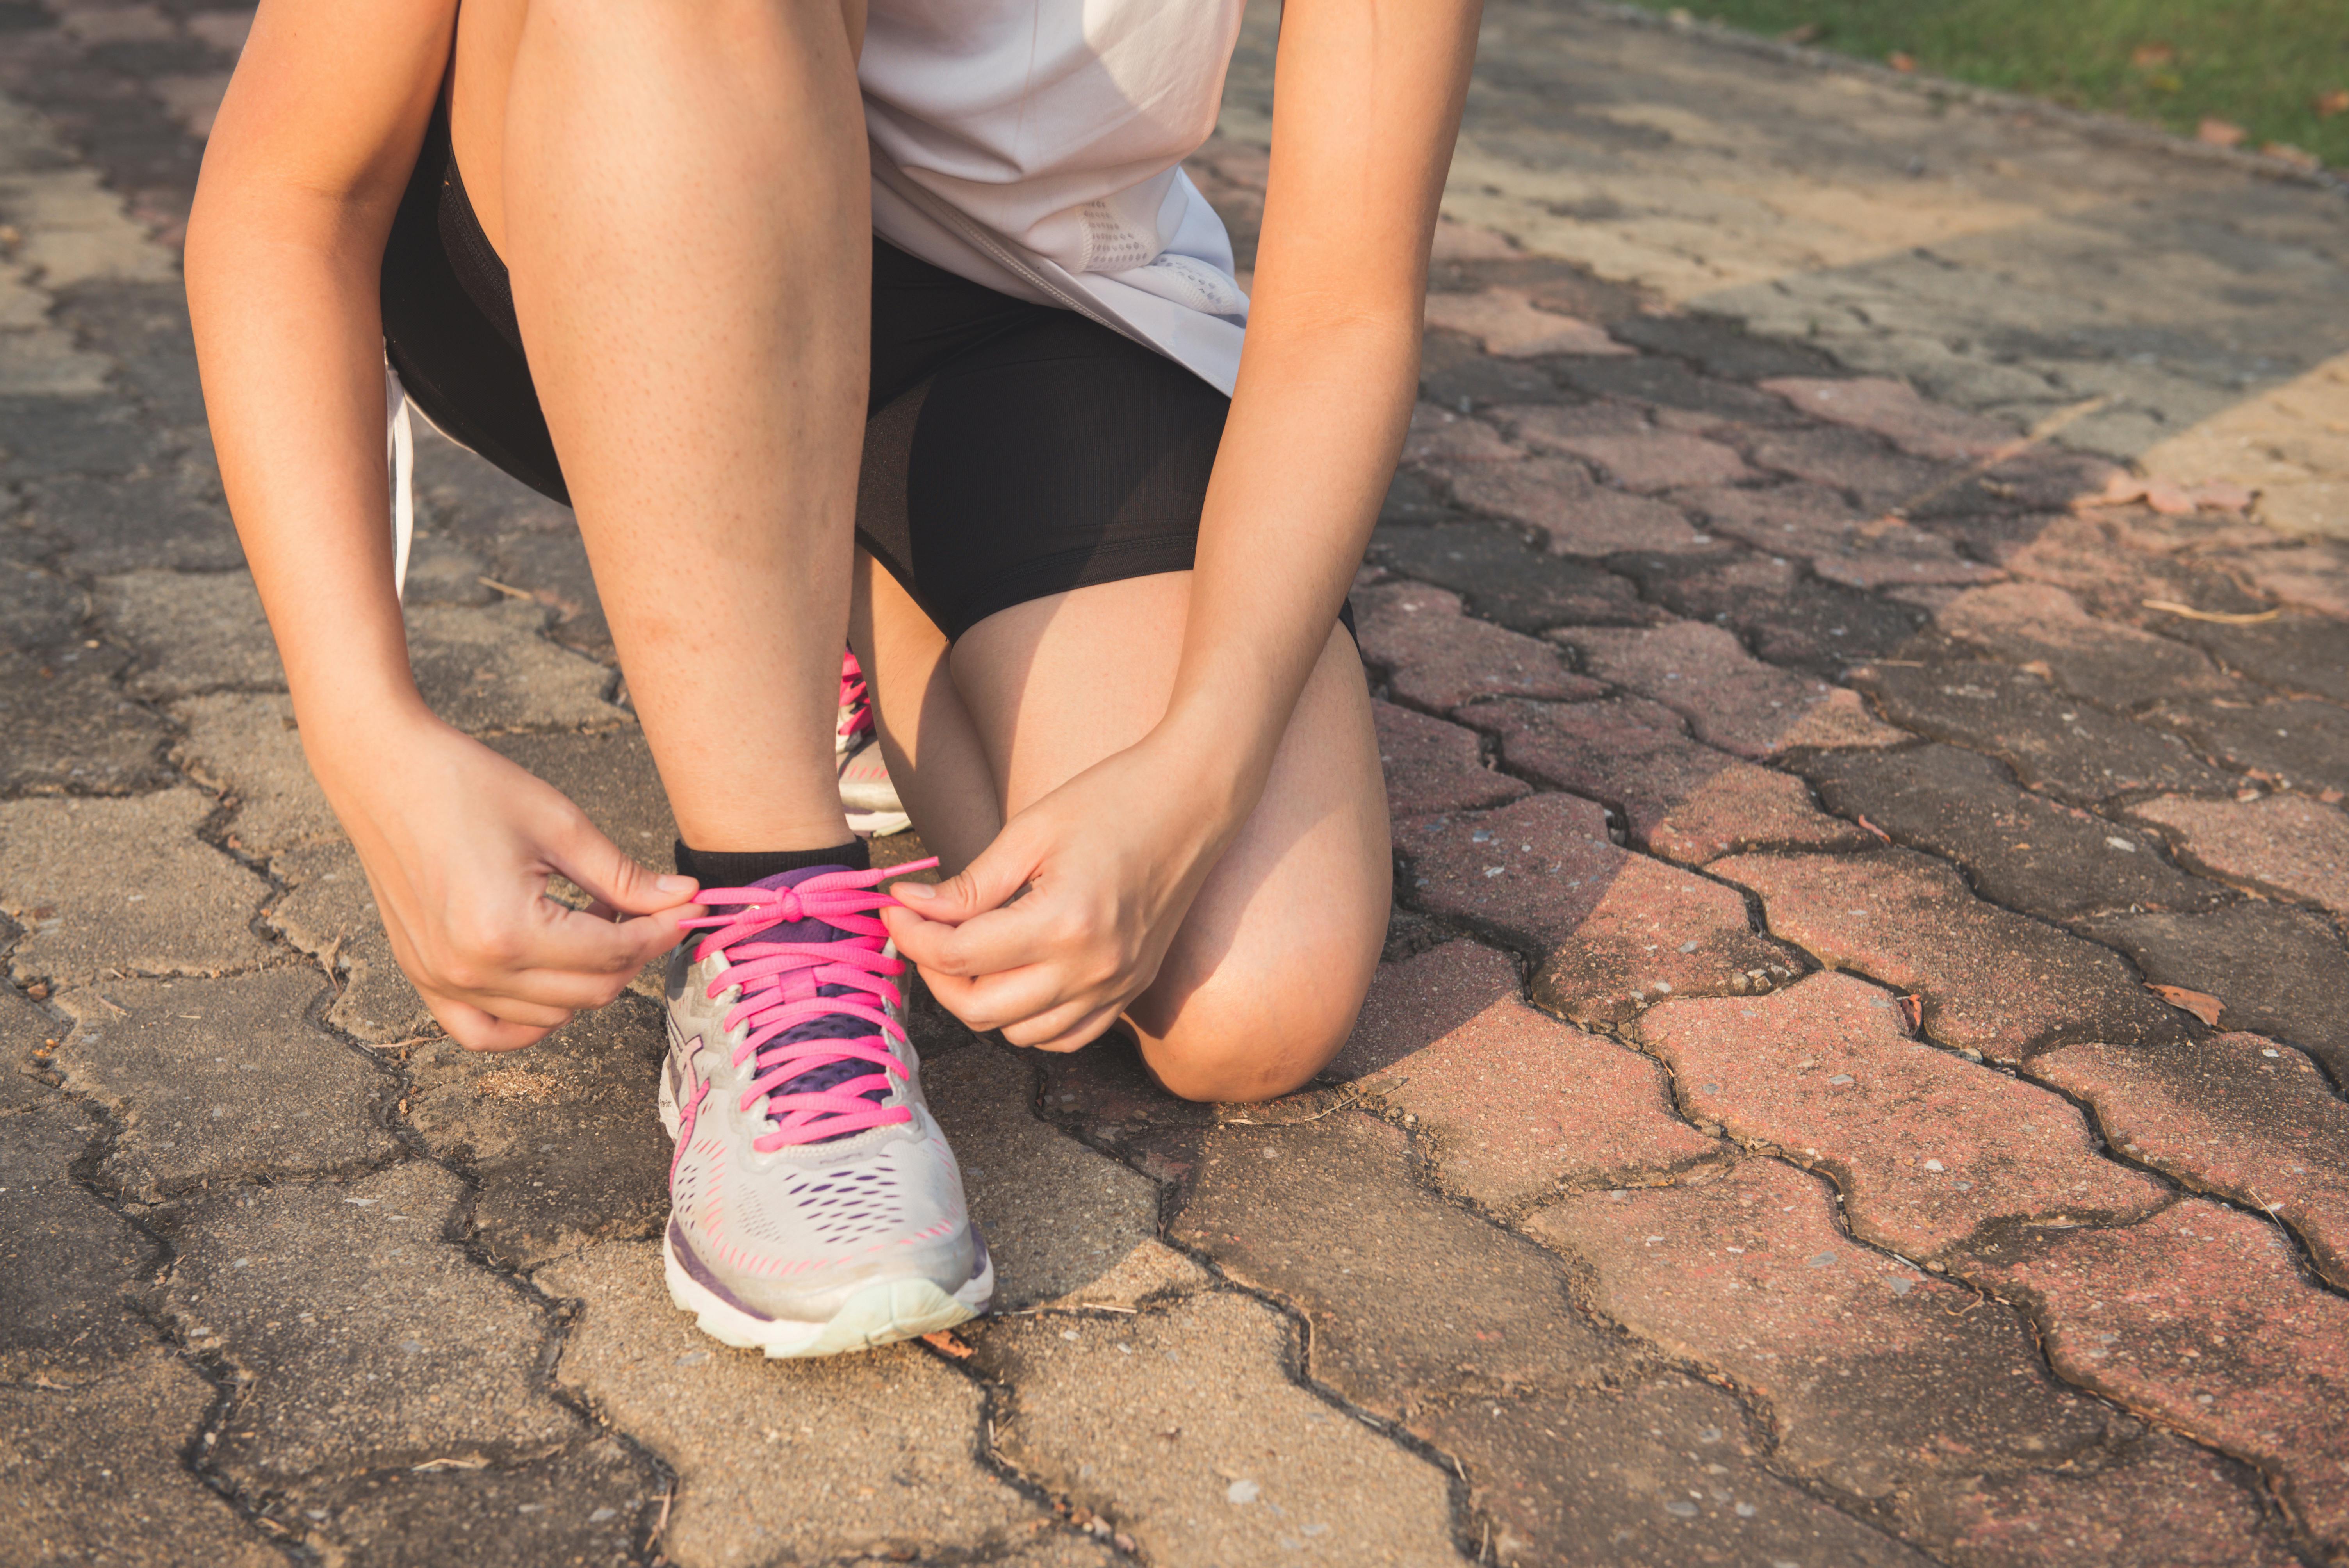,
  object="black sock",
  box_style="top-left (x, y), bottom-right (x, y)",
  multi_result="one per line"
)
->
top-left (672, 838), bottom-right (870, 888)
